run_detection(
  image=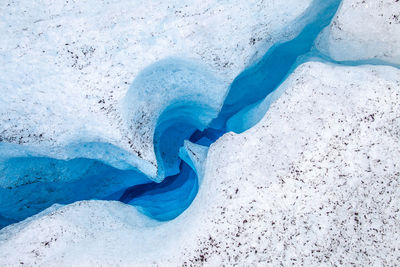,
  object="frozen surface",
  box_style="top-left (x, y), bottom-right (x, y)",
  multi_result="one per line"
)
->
top-left (1, 62), bottom-right (399, 265)
top-left (0, 0), bottom-right (316, 226)
top-left (220, 0), bottom-right (341, 132)
top-left (316, 0), bottom-right (400, 64)
top-left (123, 58), bottom-right (225, 178)
top-left (1, 0), bottom-right (399, 264)
top-left (0, 0), bottom-right (312, 173)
